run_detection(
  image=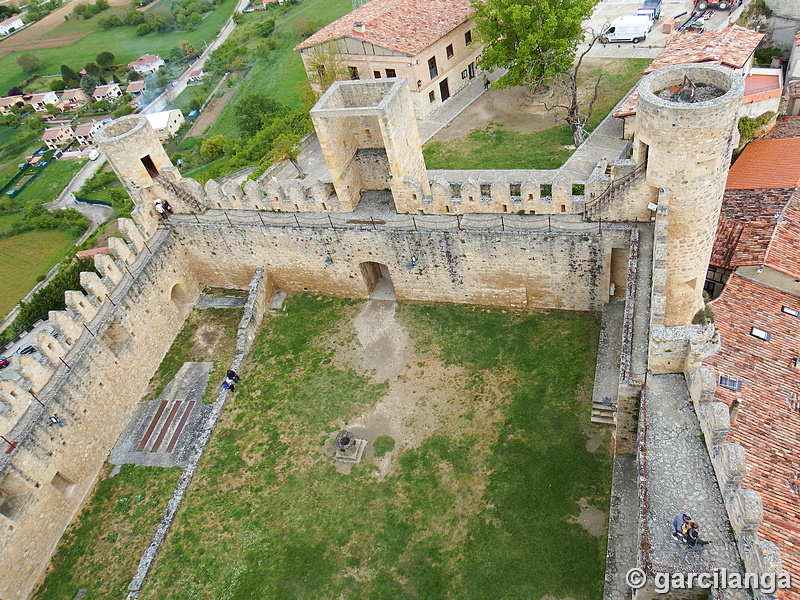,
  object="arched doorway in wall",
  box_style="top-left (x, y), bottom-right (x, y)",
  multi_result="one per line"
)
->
top-left (359, 262), bottom-right (396, 300)
top-left (170, 282), bottom-right (193, 316)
